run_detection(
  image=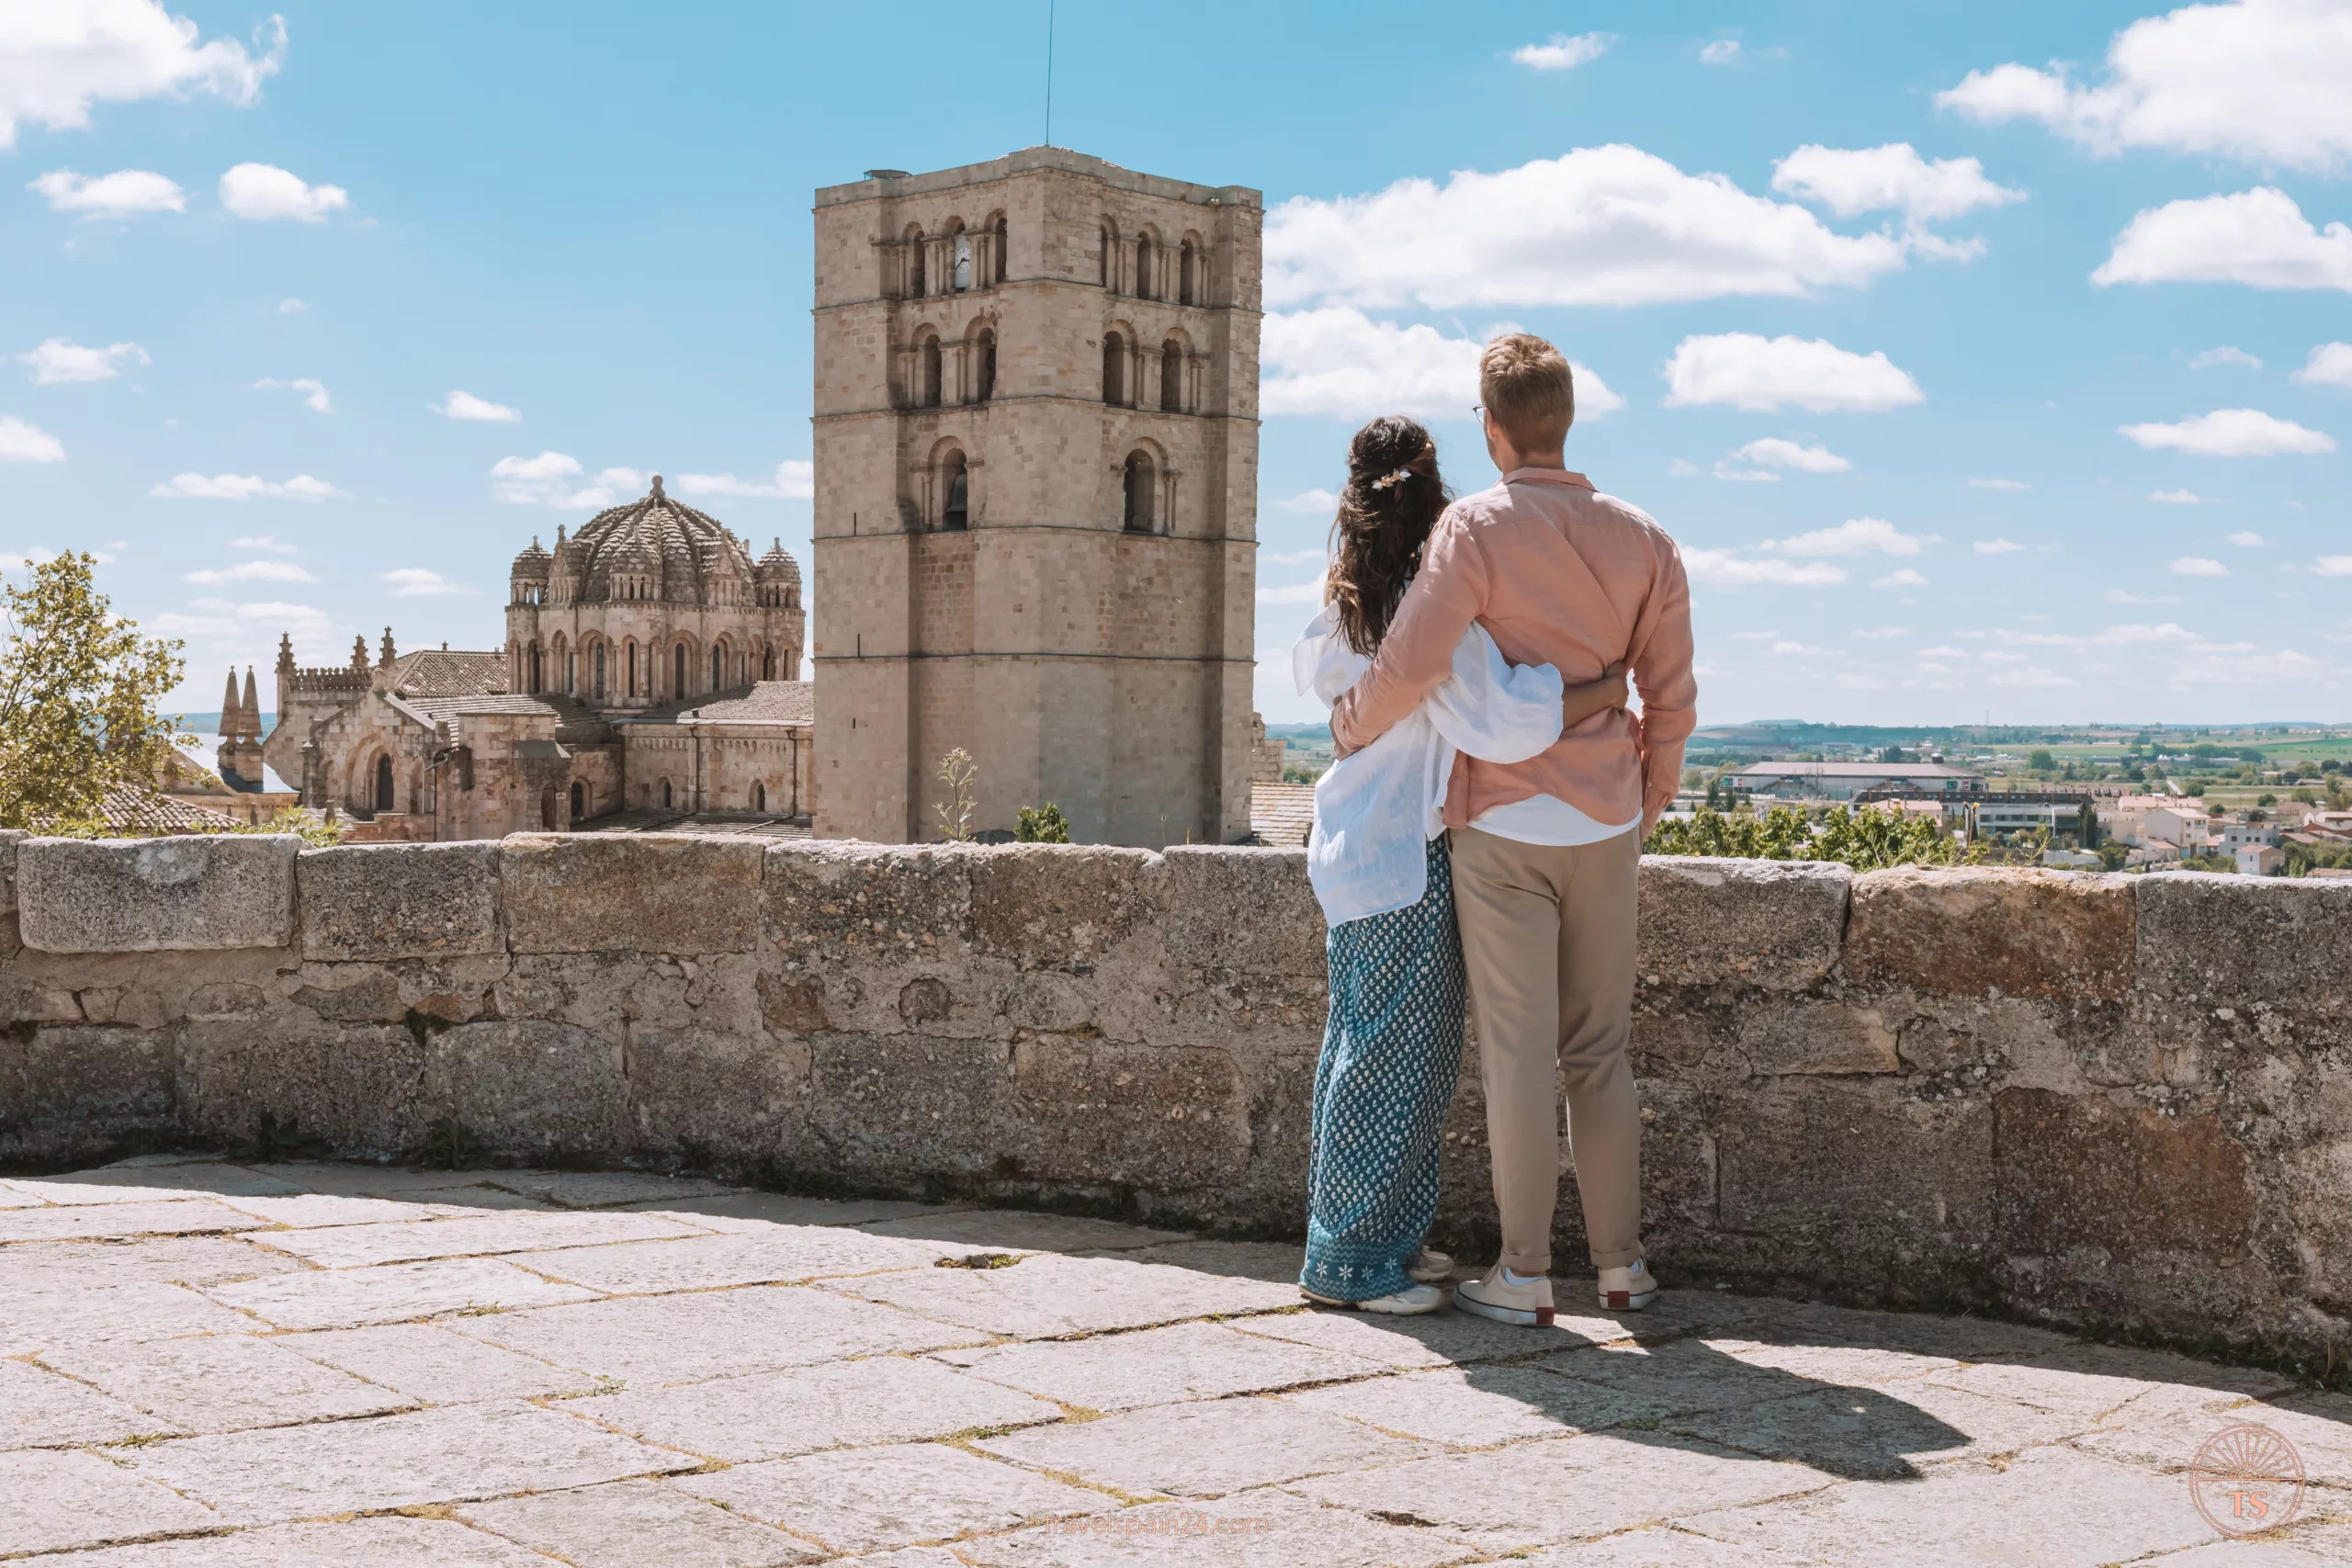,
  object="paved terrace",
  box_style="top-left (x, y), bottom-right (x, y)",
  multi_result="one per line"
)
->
top-left (4, 1157), bottom-right (2347, 1566)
